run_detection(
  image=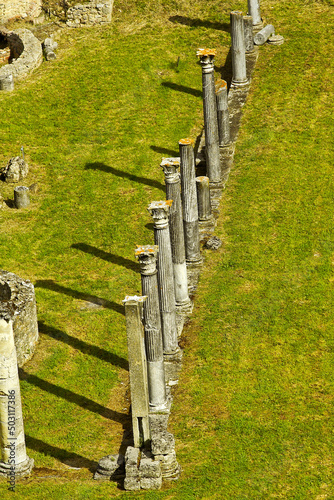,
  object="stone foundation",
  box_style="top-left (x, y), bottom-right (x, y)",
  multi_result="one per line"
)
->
top-left (0, 0), bottom-right (42, 24)
top-left (66, 0), bottom-right (114, 27)
top-left (0, 28), bottom-right (42, 84)
top-left (0, 270), bottom-right (39, 367)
